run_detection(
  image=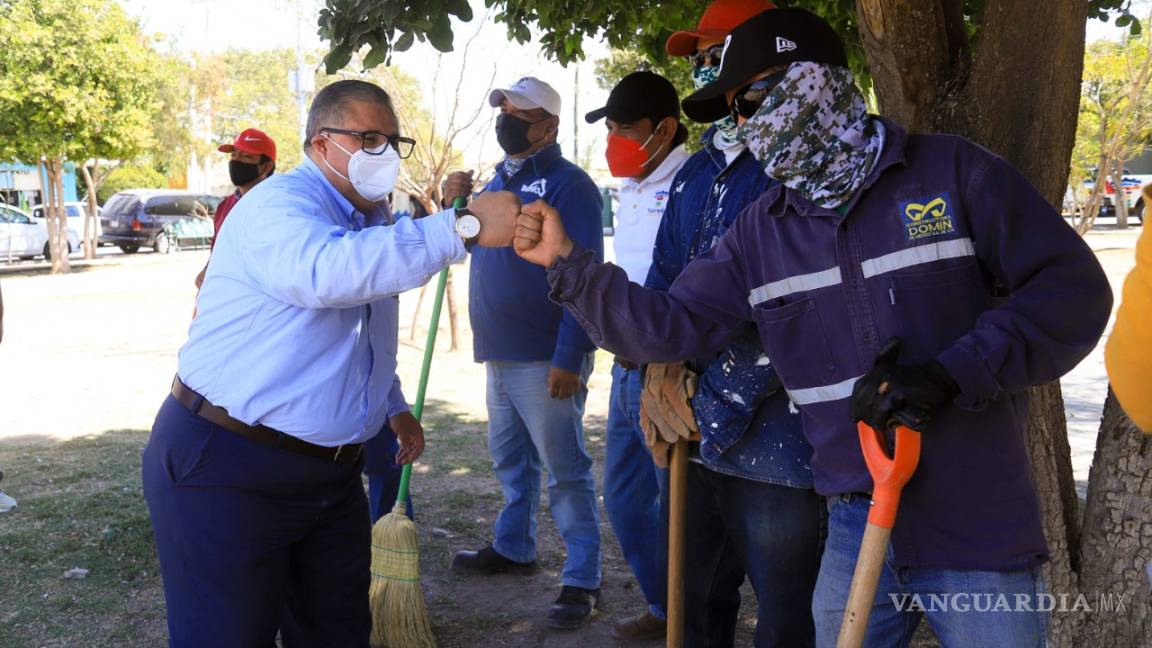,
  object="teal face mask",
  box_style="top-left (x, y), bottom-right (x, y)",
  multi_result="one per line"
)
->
top-left (692, 65), bottom-right (740, 140)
